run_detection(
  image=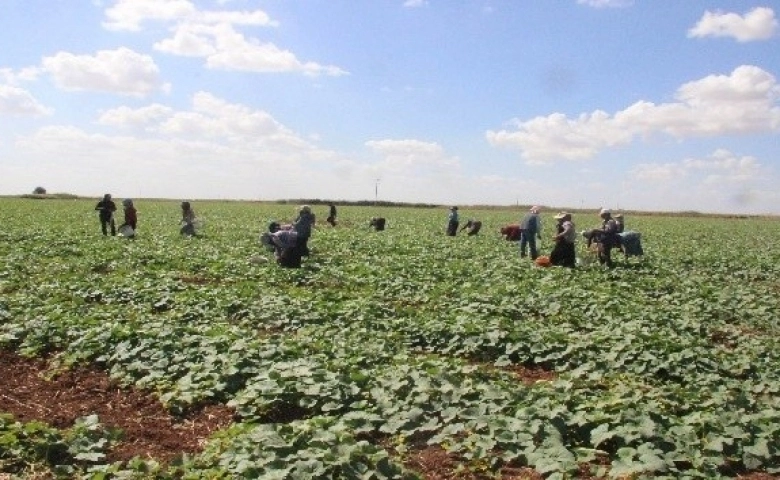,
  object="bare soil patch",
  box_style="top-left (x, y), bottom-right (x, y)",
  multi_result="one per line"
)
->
top-left (391, 443), bottom-right (543, 480)
top-left (498, 364), bottom-right (557, 385)
top-left (0, 350), bottom-right (234, 464)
